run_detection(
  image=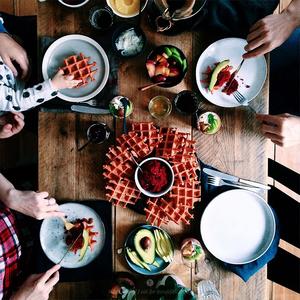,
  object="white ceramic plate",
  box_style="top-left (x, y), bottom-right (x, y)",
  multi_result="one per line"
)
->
top-left (195, 38), bottom-right (267, 108)
top-left (200, 190), bottom-right (275, 264)
top-left (40, 203), bottom-right (105, 268)
top-left (42, 34), bottom-right (110, 102)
